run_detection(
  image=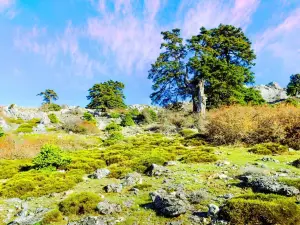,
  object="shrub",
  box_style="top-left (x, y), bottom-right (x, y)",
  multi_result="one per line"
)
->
top-left (8, 104), bottom-right (15, 109)
top-left (104, 131), bottom-right (124, 146)
top-left (248, 143), bottom-right (288, 155)
top-left (42, 209), bottom-right (64, 225)
top-left (121, 114), bottom-right (135, 127)
top-left (32, 144), bottom-right (71, 170)
top-left (207, 105), bottom-right (300, 148)
top-left (179, 148), bottom-right (217, 163)
top-left (219, 194), bottom-right (300, 225)
top-left (41, 103), bottom-right (62, 112)
top-left (109, 112), bottom-right (120, 118)
top-left (16, 123), bottom-right (35, 133)
top-left (0, 126), bottom-right (4, 137)
top-left (48, 113), bottom-right (59, 124)
top-left (139, 108), bottom-right (158, 124)
top-left (82, 112), bottom-right (96, 123)
top-left (7, 117), bottom-right (24, 124)
top-left (105, 122), bottom-right (122, 133)
top-left (0, 170), bottom-right (83, 198)
top-left (61, 119), bottom-right (87, 134)
top-left (279, 178), bottom-right (300, 189)
top-left (28, 118), bottom-right (41, 124)
top-left (284, 97), bottom-right (300, 107)
top-left (59, 192), bottom-right (101, 215)
top-left (0, 159), bottom-right (30, 179)
top-left (179, 129), bottom-right (197, 138)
